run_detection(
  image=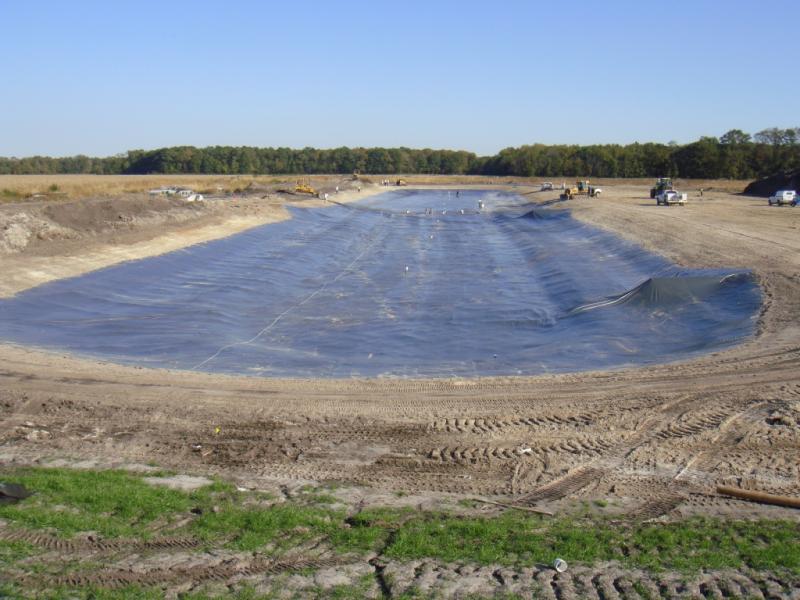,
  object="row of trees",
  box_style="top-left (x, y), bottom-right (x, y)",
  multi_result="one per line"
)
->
top-left (1, 128), bottom-right (798, 179)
